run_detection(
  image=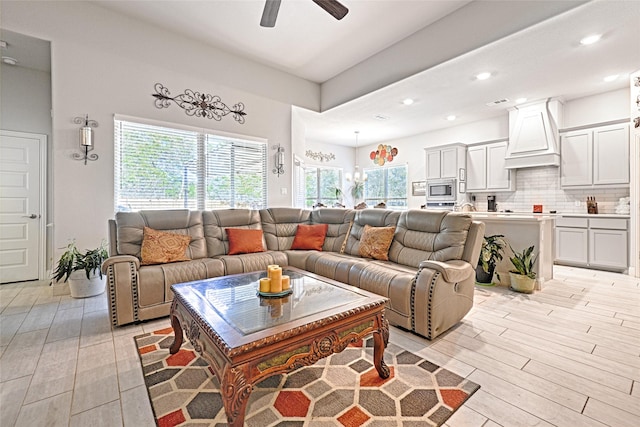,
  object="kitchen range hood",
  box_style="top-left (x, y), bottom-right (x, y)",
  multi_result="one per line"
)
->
top-left (504, 99), bottom-right (563, 169)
